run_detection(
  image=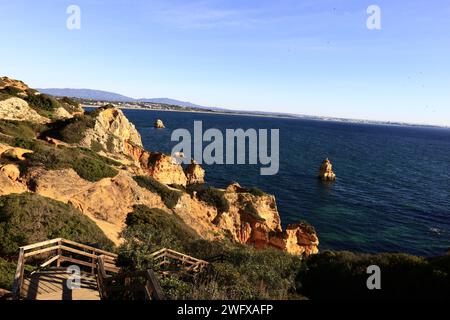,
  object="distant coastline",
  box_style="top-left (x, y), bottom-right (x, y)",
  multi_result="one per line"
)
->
top-left (83, 104), bottom-right (449, 130)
